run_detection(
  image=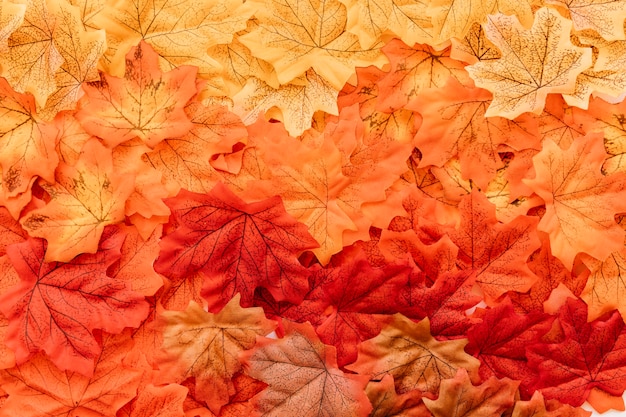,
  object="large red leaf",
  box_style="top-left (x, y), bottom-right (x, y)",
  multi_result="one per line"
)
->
top-left (154, 182), bottom-right (319, 311)
top-left (0, 235), bottom-right (149, 376)
top-left (528, 298), bottom-right (626, 406)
